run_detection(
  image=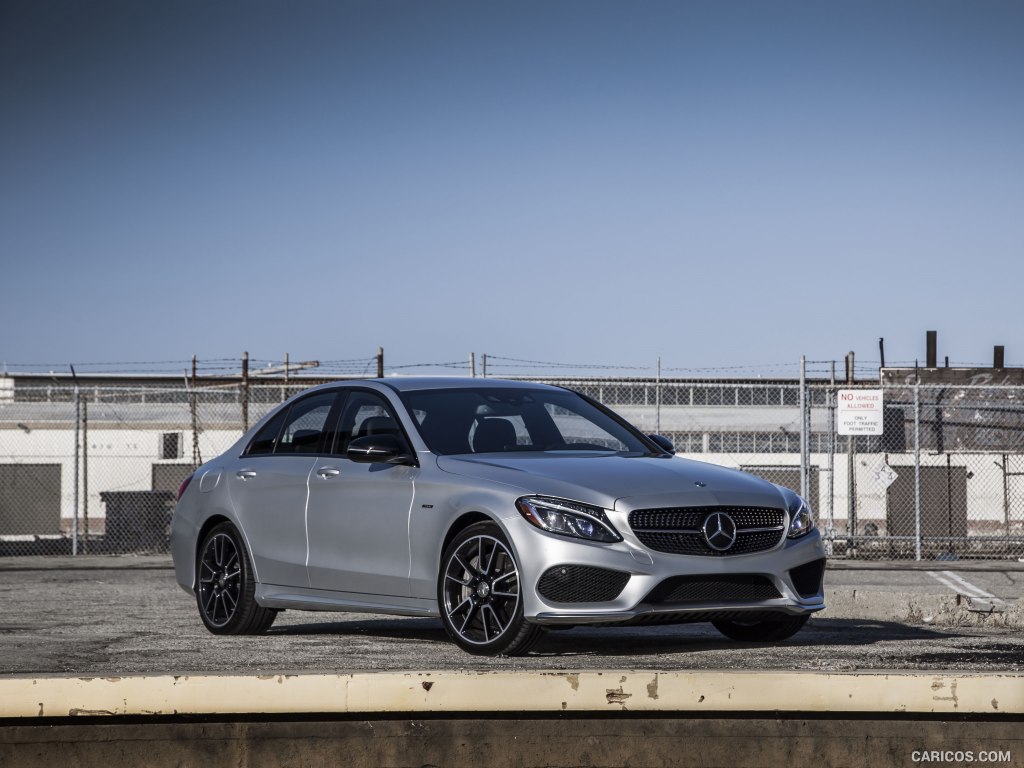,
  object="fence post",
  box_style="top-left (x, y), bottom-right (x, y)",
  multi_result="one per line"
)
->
top-left (190, 355), bottom-right (202, 468)
top-left (656, 356), bottom-right (661, 434)
top-left (72, 383), bottom-right (80, 556)
top-left (241, 351), bottom-right (249, 435)
top-left (282, 352), bottom-right (289, 402)
top-left (914, 372), bottom-right (922, 561)
top-left (82, 398), bottom-right (89, 554)
top-left (826, 384), bottom-right (836, 550)
top-left (799, 356), bottom-right (808, 500)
